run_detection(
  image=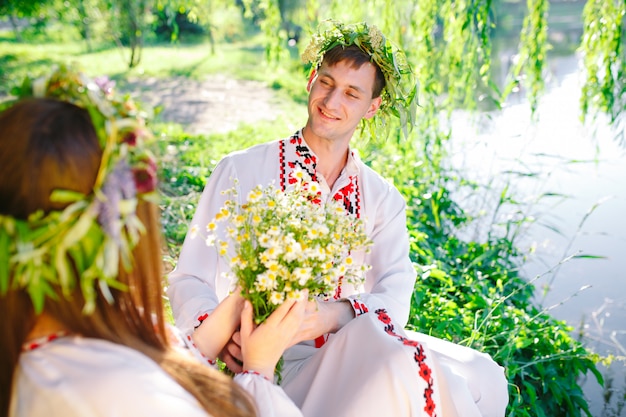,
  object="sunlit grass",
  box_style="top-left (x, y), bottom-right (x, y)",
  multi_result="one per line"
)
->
top-left (0, 31), bottom-right (306, 102)
top-left (0, 38), bottom-right (260, 78)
